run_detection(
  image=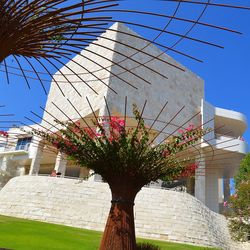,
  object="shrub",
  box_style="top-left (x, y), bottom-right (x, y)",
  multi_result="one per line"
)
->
top-left (235, 153), bottom-right (250, 188)
top-left (136, 242), bottom-right (161, 250)
top-left (228, 179), bottom-right (250, 241)
top-left (226, 154), bottom-right (250, 242)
